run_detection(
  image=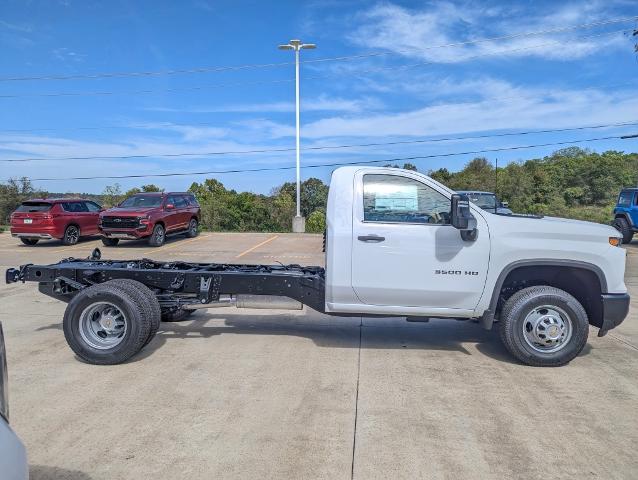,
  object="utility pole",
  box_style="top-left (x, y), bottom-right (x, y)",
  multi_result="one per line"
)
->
top-left (278, 39), bottom-right (316, 233)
